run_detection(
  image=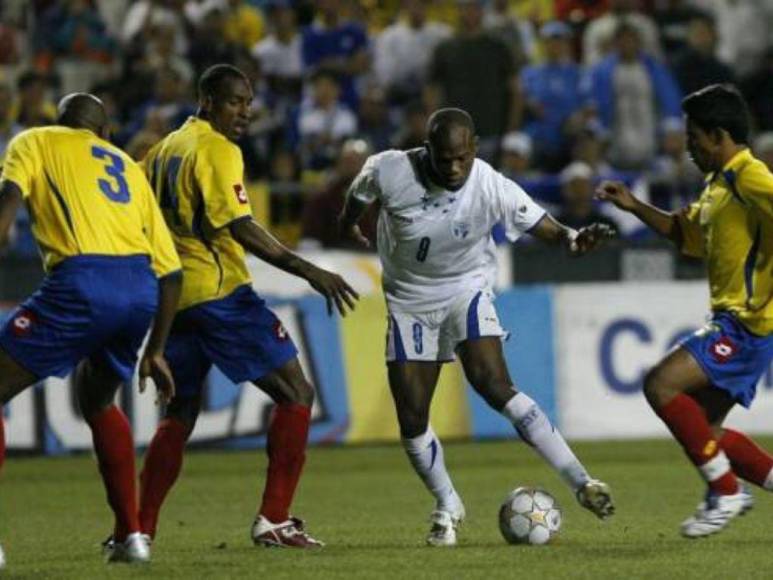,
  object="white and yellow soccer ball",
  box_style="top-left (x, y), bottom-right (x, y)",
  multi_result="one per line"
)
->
top-left (499, 487), bottom-right (562, 545)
